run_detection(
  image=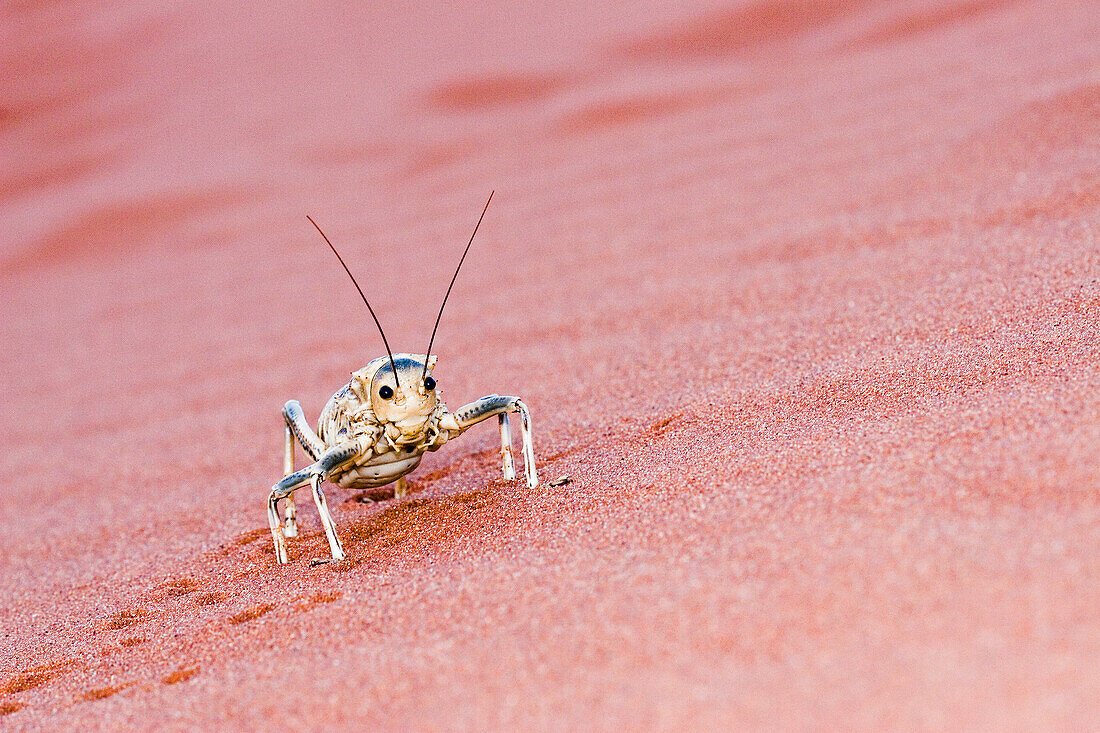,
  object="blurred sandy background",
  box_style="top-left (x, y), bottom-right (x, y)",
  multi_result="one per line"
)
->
top-left (2, 1), bottom-right (1098, 728)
